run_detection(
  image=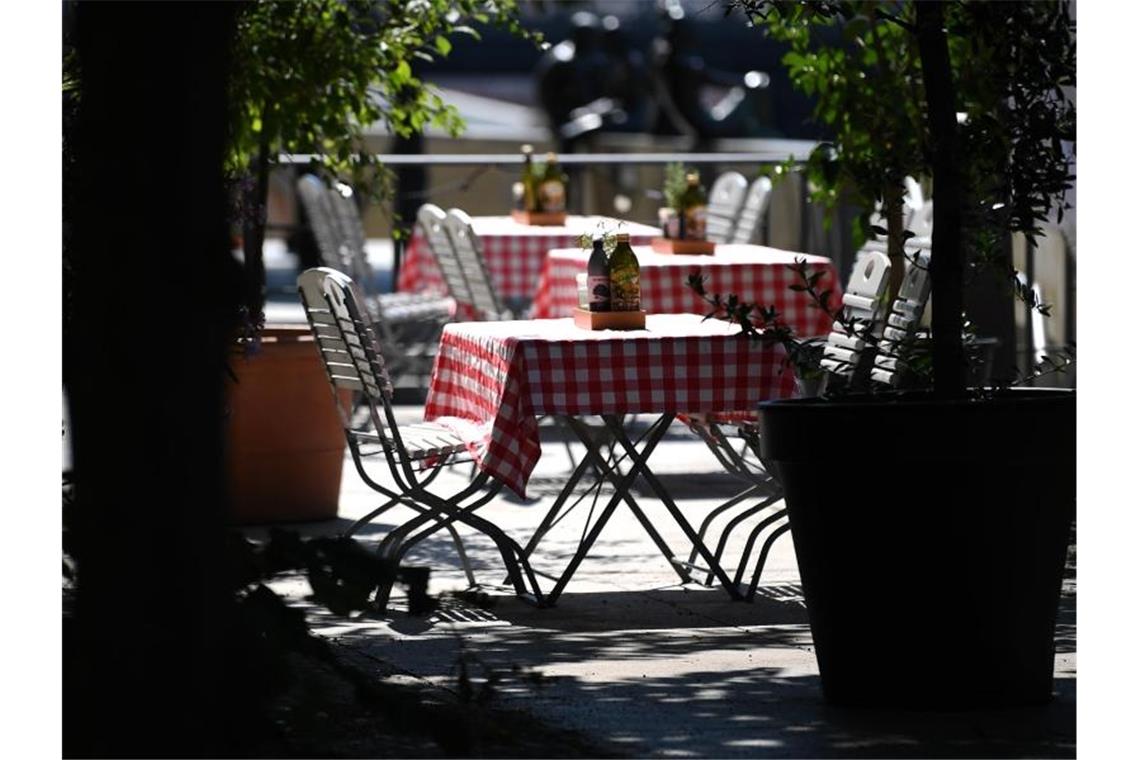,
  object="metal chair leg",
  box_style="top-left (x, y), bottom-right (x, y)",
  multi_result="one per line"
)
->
top-left (743, 522), bottom-right (793, 601)
top-left (732, 508), bottom-right (789, 588)
top-left (701, 493), bottom-right (784, 587)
